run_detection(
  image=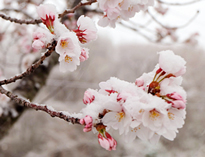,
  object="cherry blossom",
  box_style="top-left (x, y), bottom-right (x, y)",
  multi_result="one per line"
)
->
top-left (36, 4), bottom-right (57, 34)
top-left (158, 50), bottom-right (186, 77)
top-left (56, 32), bottom-right (81, 72)
top-left (32, 28), bottom-right (55, 50)
top-left (73, 15), bottom-right (97, 44)
top-left (97, 0), bottom-right (155, 28)
top-left (80, 50), bottom-right (186, 150)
